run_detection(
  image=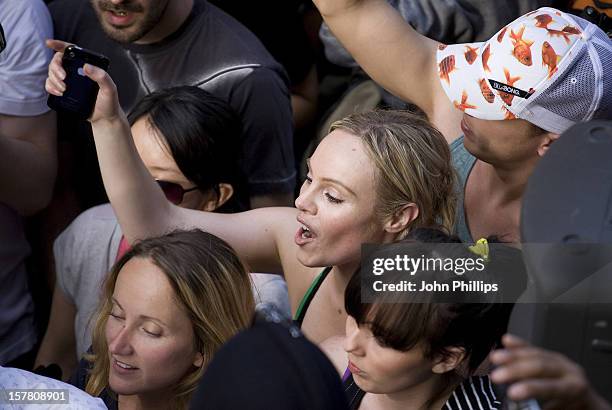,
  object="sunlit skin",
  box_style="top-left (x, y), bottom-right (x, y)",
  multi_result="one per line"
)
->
top-left (294, 129), bottom-right (392, 271)
top-left (131, 117), bottom-right (215, 210)
top-left (106, 257), bottom-right (203, 408)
